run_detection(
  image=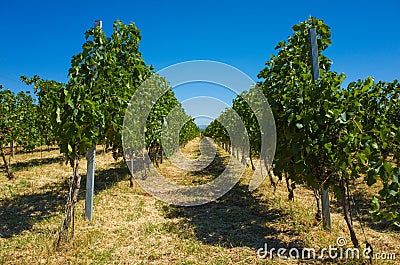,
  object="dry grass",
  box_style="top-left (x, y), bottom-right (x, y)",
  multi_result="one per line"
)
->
top-left (0, 139), bottom-right (399, 264)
